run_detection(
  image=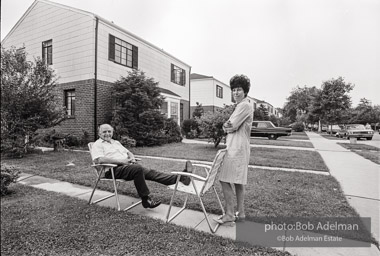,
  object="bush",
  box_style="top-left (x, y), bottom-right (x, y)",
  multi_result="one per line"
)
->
top-left (65, 134), bottom-right (80, 147)
top-left (181, 119), bottom-right (199, 139)
top-left (120, 135), bottom-right (137, 148)
top-left (163, 118), bottom-right (182, 143)
top-left (1, 165), bottom-right (20, 196)
top-left (197, 105), bottom-right (234, 147)
top-left (292, 122), bottom-right (305, 132)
